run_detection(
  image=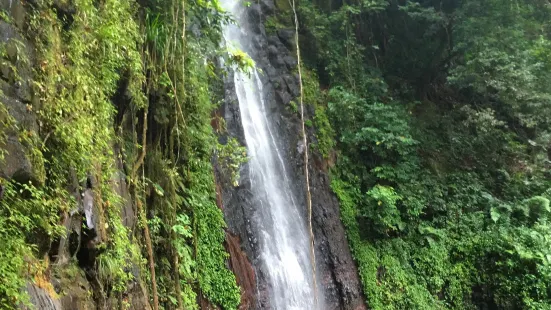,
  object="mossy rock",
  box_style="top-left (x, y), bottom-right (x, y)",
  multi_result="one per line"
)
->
top-left (10, 0), bottom-right (26, 29)
top-left (23, 140), bottom-right (46, 185)
top-left (274, 0), bottom-right (291, 12)
top-left (5, 38), bottom-right (19, 62)
top-left (0, 59), bottom-right (15, 81)
top-left (22, 282), bottom-right (63, 310)
top-left (0, 96), bottom-right (43, 185)
top-left (54, 264), bottom-right (96, 310)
